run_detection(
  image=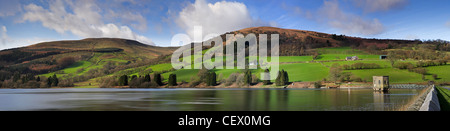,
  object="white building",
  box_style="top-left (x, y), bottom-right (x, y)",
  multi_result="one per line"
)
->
top-left (345, 56), bottom-right (358, 61)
